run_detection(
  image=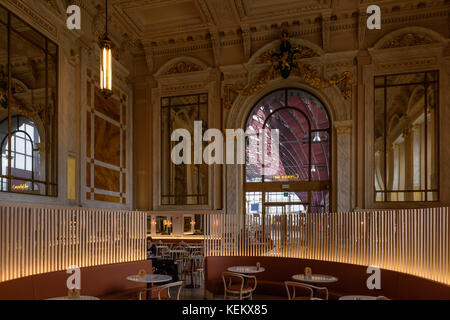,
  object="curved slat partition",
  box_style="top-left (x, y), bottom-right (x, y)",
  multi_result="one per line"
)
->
top-left (0, 203), bottom-right (147, 283)
top-left (204, 208), bottom-right (450, 286)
